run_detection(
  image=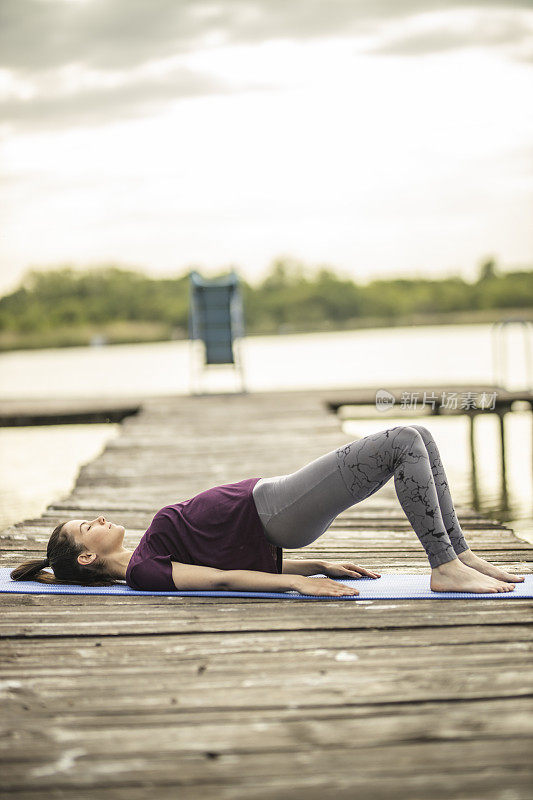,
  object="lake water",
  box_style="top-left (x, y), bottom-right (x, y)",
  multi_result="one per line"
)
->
top-left (1, 322), bottom-right (532, 543)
